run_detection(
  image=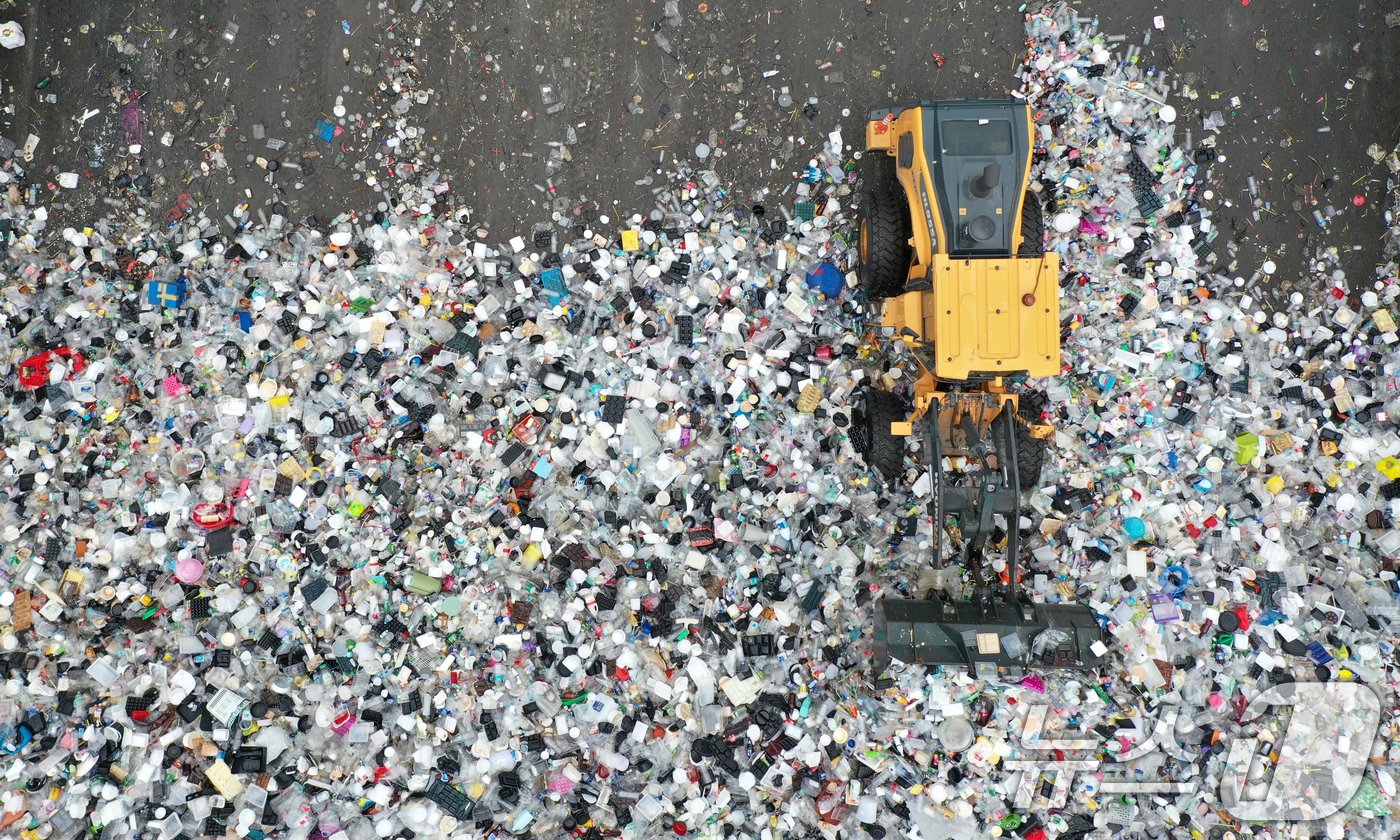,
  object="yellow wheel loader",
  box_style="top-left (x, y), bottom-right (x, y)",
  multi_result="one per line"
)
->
top-left (853, 99), bottom-right (1103, 678)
